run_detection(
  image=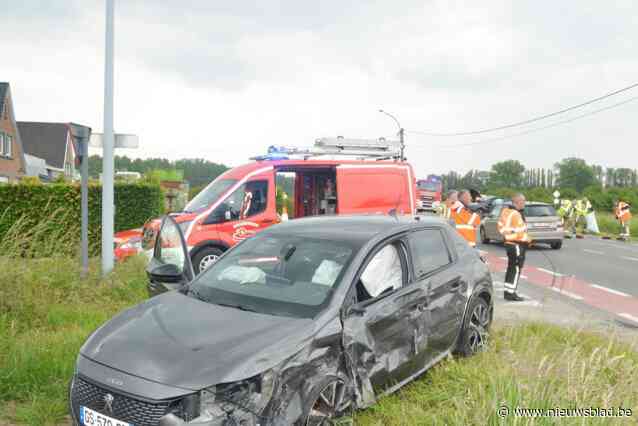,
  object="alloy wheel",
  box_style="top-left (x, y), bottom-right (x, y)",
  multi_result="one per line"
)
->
top-left (467, 302), bottom-right (490, 353)
top-left (305, 379), bottom-right (351, 426)
top-left (198, 254), bottom-right (219, 272)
